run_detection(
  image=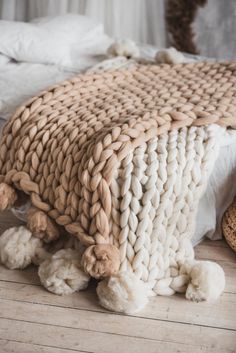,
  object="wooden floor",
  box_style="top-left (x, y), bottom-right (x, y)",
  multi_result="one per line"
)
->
top-left (0, 212), bottom-right (235, 353)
